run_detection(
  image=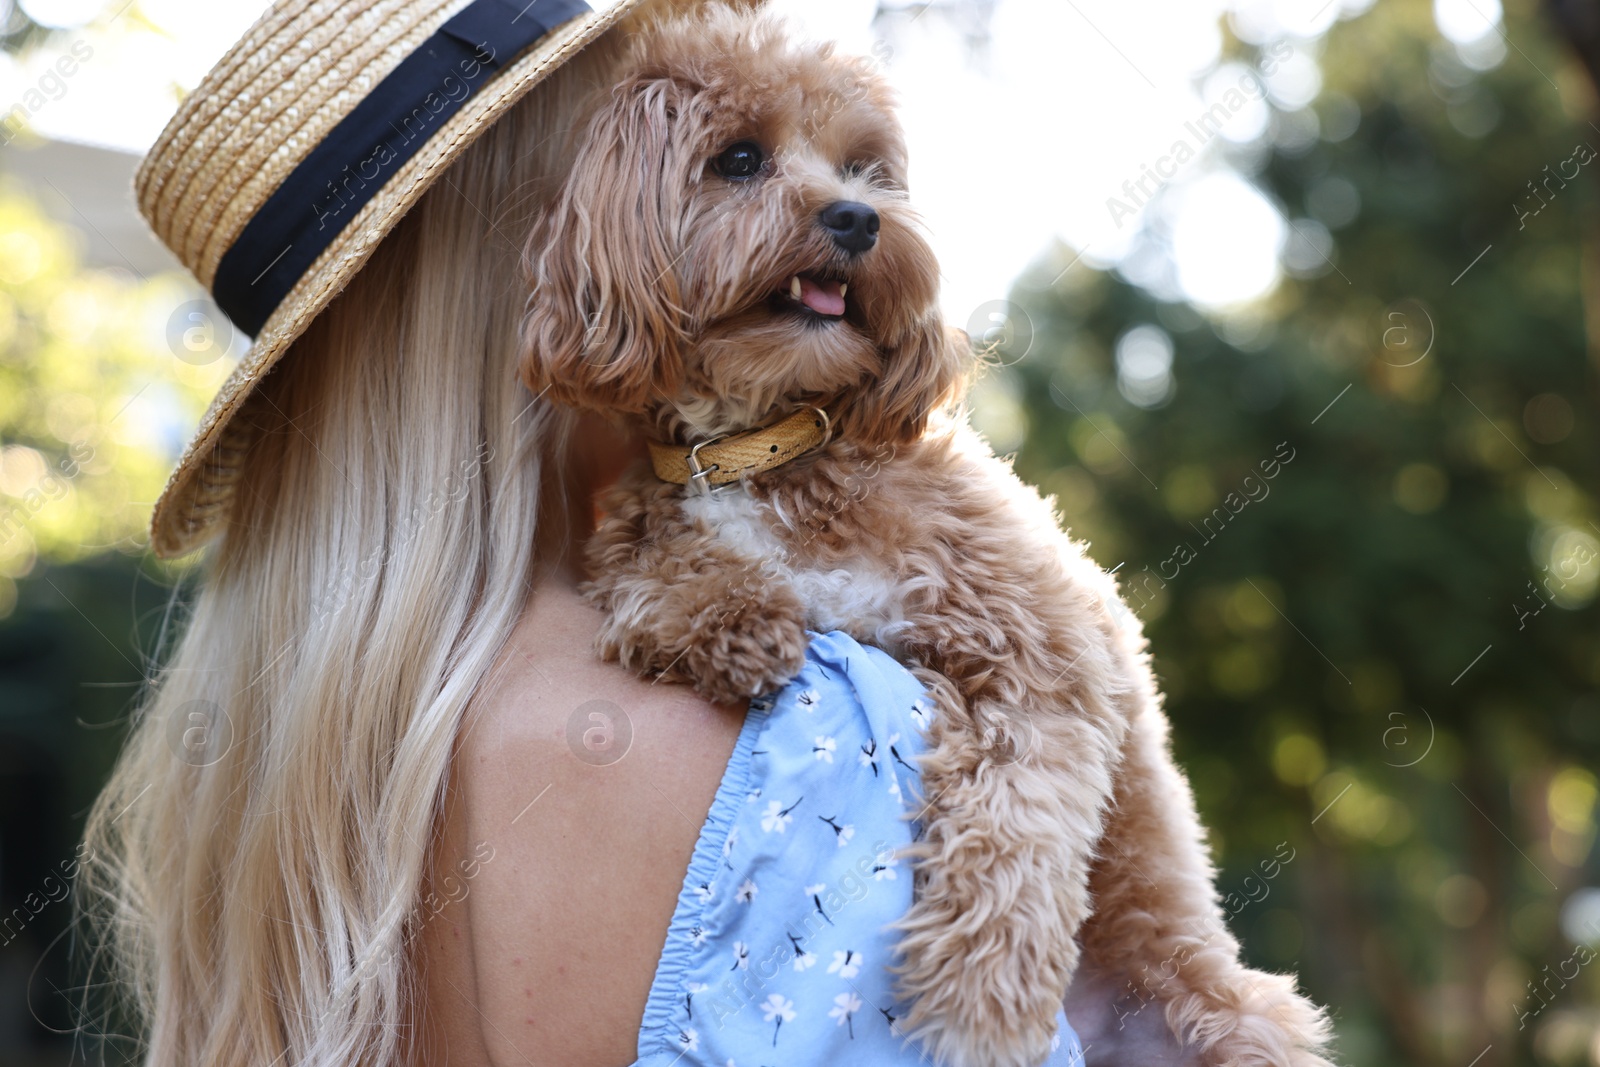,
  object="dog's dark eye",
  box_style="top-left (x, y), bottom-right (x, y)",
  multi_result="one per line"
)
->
top-left (715, 141), bottom-right (765, 180)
